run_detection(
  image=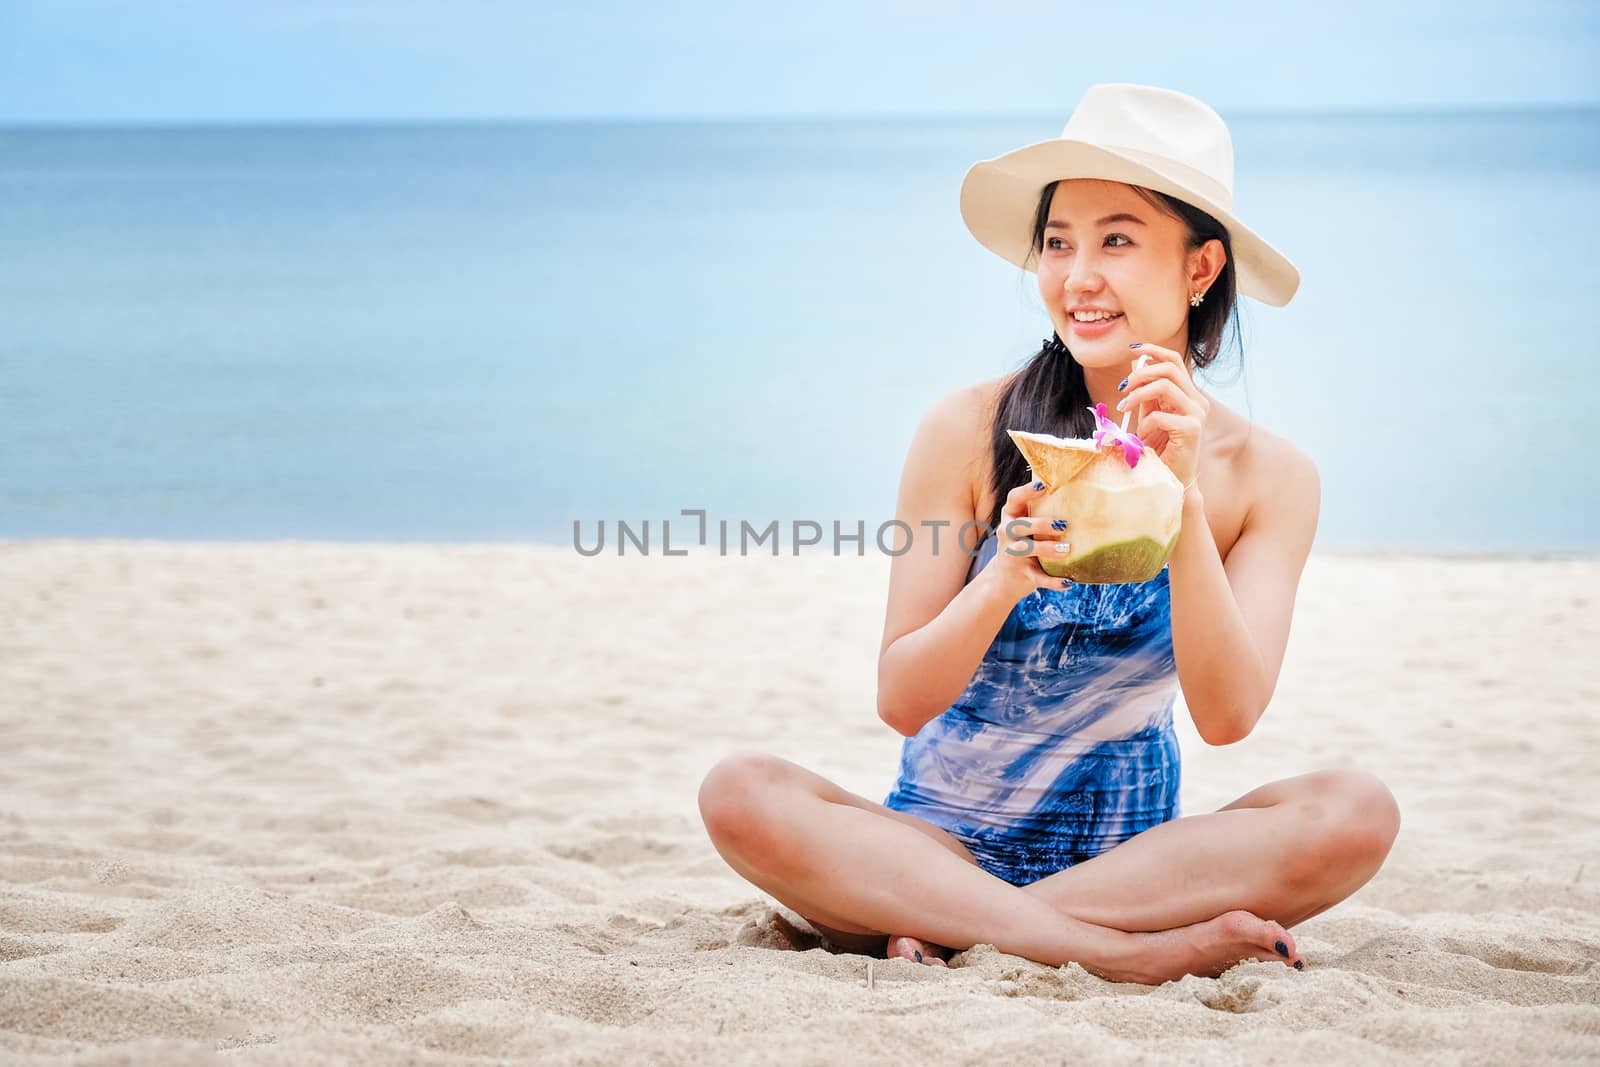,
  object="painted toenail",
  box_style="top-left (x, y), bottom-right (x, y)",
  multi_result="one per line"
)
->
top-left (1293, 959), bottom-right (1304, 969)
top-left (914, 950), bottom-right (923, 962)
top-left (1275, 940), bottom-right (1289, 957)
